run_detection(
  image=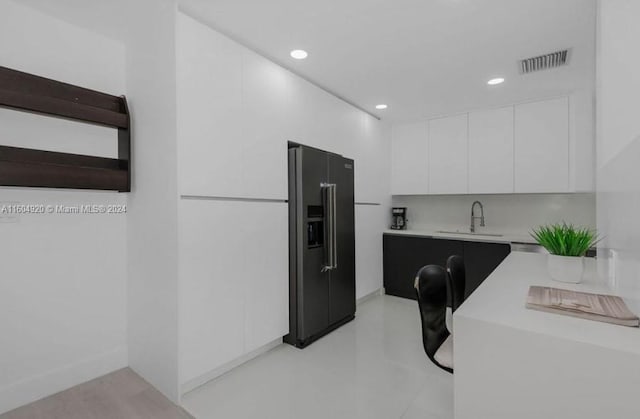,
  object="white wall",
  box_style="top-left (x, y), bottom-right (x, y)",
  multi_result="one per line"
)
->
top-left (570, 90), bottom-right (596, 193)
top-left (356, 116), bottom-right (391, 299)
top-left (176, 11), bottom-right (391, 390)
top-left (392, 194), bottom-right (596, 235)
top-left (0, 1), bottom-right (127, 414)
top-left (355, 204), bottom-right (388, 299)
top-left (124, 0), bottom-right (181, 403)
top-left (596, 0), bottom-right (640, 299)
